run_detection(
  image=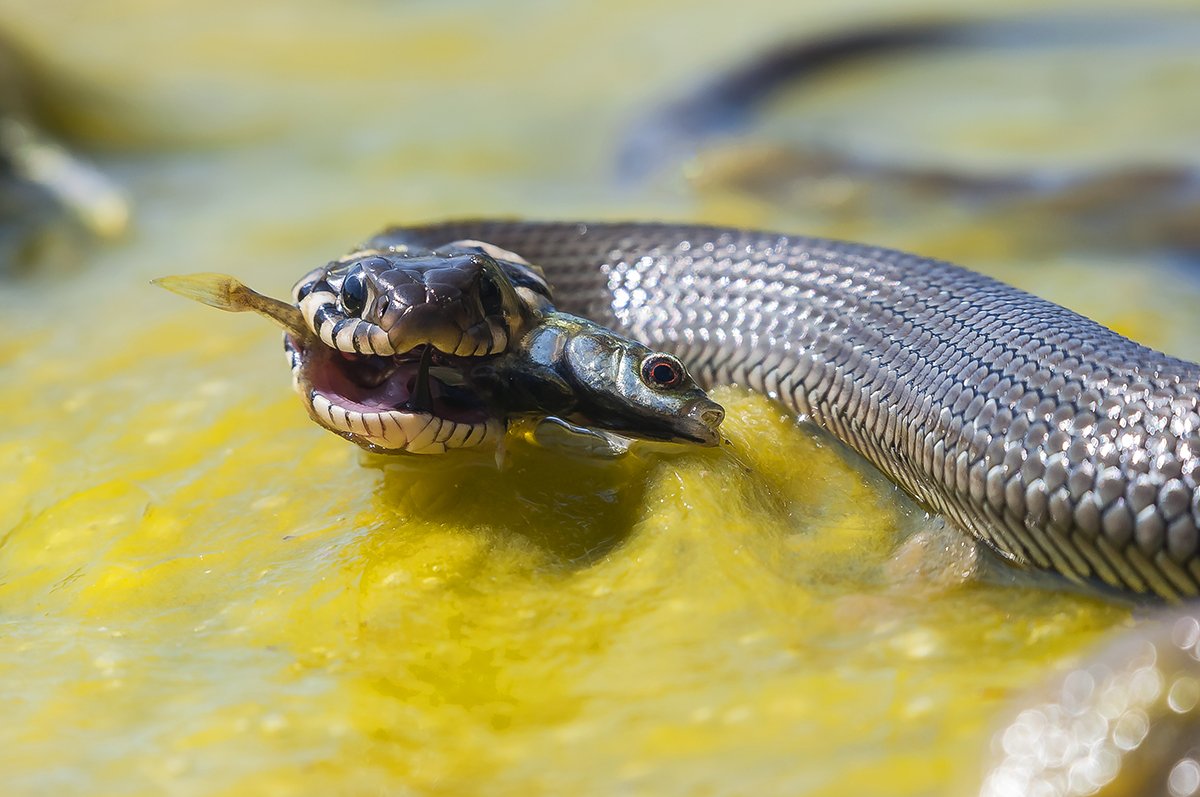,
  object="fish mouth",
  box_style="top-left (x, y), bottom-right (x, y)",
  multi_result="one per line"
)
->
top-left (599, 398), bottom-right (724, 446)
top-left (284, 334), bottom-right (502, 454)
top-left (674, 400), bottom-right (725, 446)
